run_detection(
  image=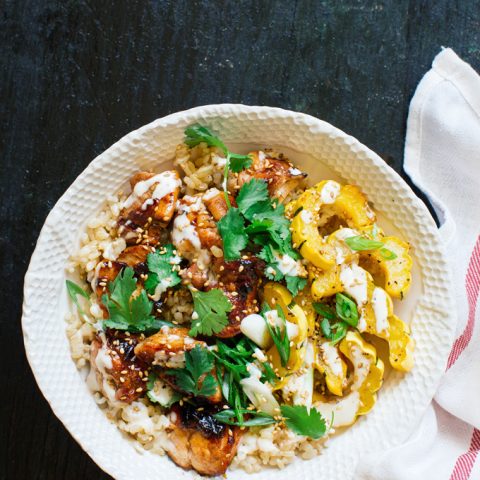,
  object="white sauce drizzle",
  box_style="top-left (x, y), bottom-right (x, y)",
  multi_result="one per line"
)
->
top-left (320, 342), bottom-right (344, 377)
top-left (123, 171), bottom-right (180, 209)
top-left (340, 263), bottom-right (368, 305)
top-left (372, 287), bottom-right (389, 333)
top-left (273, 252), bottom-right (304, 276)
top-left (320, 181), bottom-right (341, 204)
